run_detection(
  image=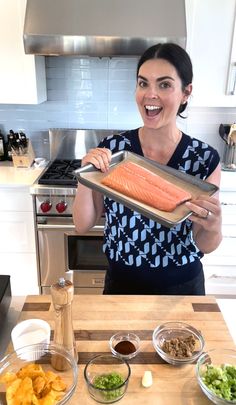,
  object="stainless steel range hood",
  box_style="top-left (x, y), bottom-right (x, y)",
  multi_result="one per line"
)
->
top-left (23, 0), bottom-right (187, 56)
